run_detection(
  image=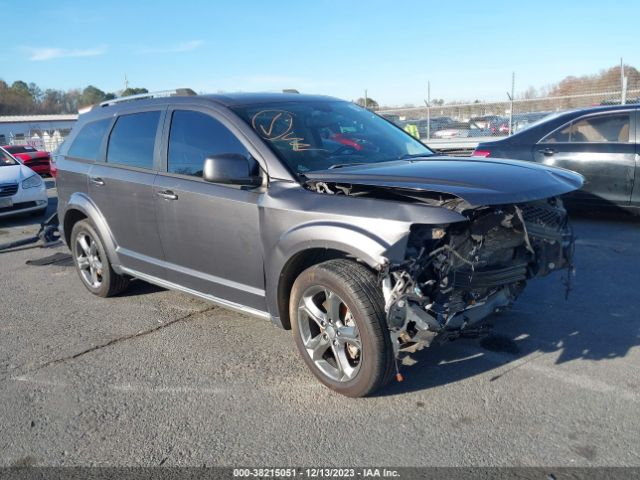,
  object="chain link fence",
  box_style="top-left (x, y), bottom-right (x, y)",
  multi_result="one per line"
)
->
top-left (378, 67), bottom-right (640, 144)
